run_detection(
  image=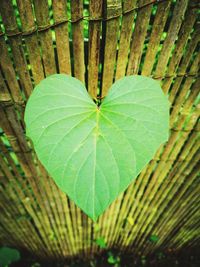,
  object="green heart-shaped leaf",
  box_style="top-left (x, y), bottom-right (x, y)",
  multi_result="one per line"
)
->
top-left (24, 74), bottom-right (169, 220)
